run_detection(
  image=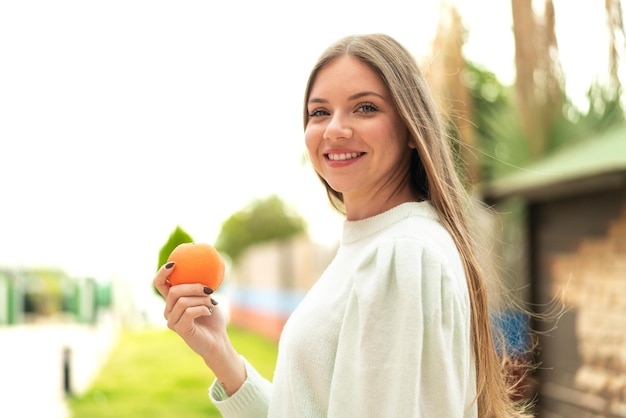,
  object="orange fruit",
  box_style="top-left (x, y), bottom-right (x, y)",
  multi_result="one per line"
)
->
top-left (166, 242), bottom-right (225, 291)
